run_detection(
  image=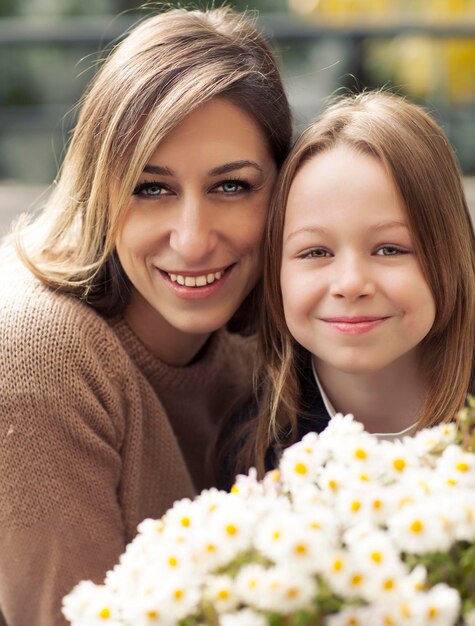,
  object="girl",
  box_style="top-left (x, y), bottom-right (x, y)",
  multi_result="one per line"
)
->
top-left (237, 91), bottom-right (475, 477)
top-left (0, 7), bottom-right (291, 625)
